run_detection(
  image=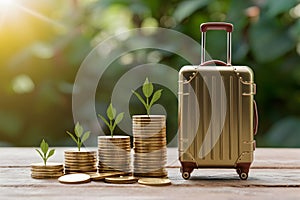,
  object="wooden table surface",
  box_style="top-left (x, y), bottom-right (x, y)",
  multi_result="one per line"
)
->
top-left (1, 147), bottom-right (300, 200)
